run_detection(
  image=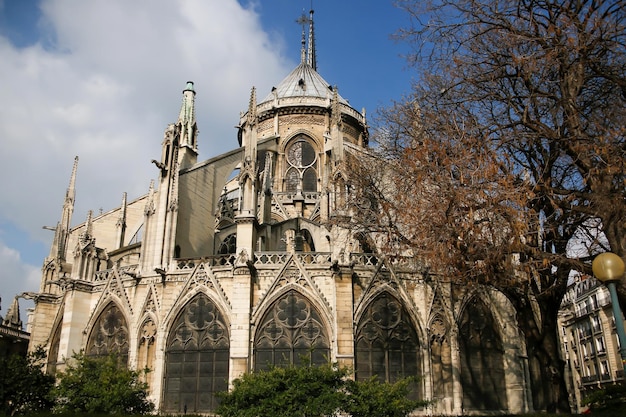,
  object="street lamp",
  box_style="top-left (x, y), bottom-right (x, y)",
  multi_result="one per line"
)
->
top-left (592, 252), bottom-right (626, 374)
